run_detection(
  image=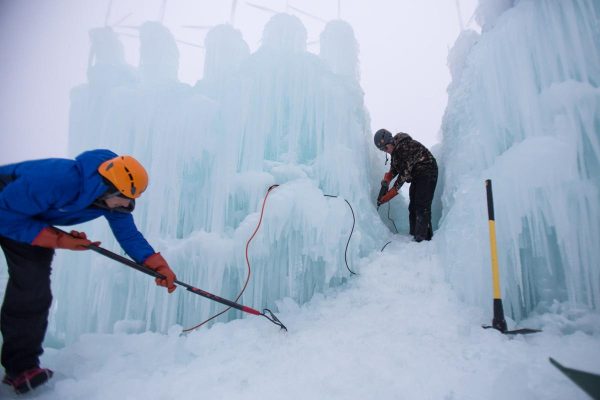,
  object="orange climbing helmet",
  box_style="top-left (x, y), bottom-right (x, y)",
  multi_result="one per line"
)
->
top-left (98, 155), bottom-right (148, 199)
